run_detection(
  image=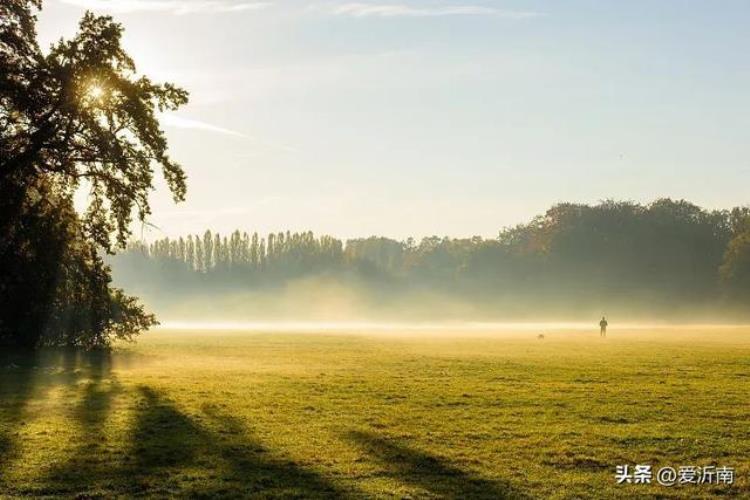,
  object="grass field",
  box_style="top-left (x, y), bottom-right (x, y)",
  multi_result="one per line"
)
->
top-left (1, 325), bottom-right (748, 498)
